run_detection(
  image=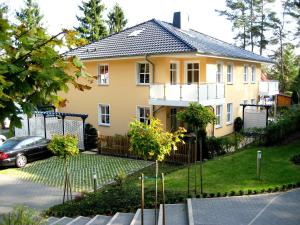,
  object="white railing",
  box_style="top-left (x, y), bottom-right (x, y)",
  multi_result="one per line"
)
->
top-left (150, 83), bottom-right (225, 106)
top-left (259, 81), bottom-right (279, 96)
